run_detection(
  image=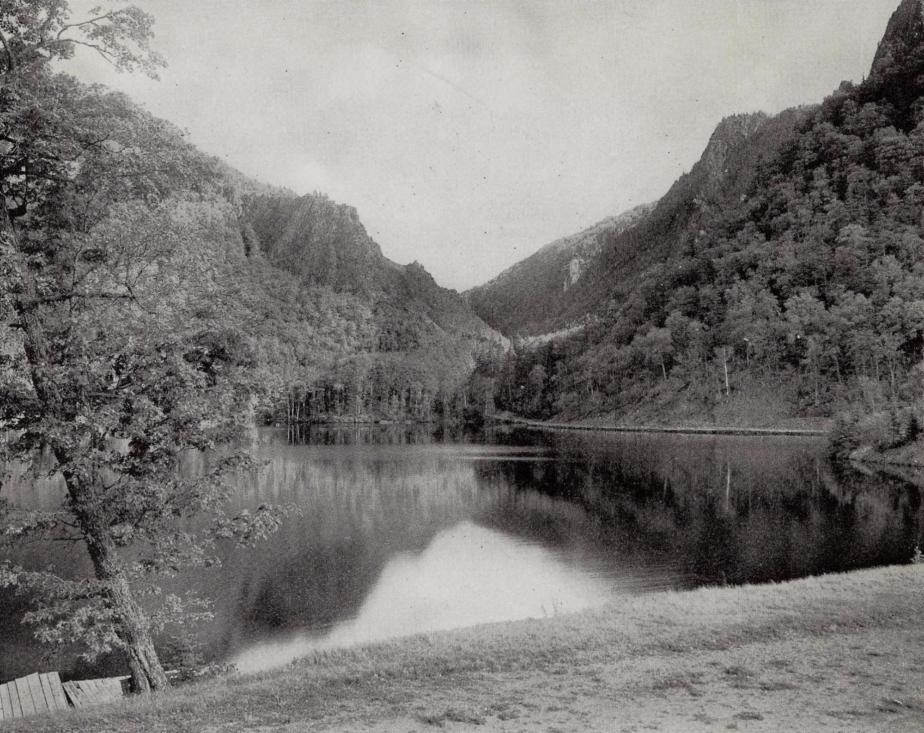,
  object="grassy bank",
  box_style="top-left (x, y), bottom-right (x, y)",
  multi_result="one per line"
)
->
top-left (9, 565), bottom-right (924, 732)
